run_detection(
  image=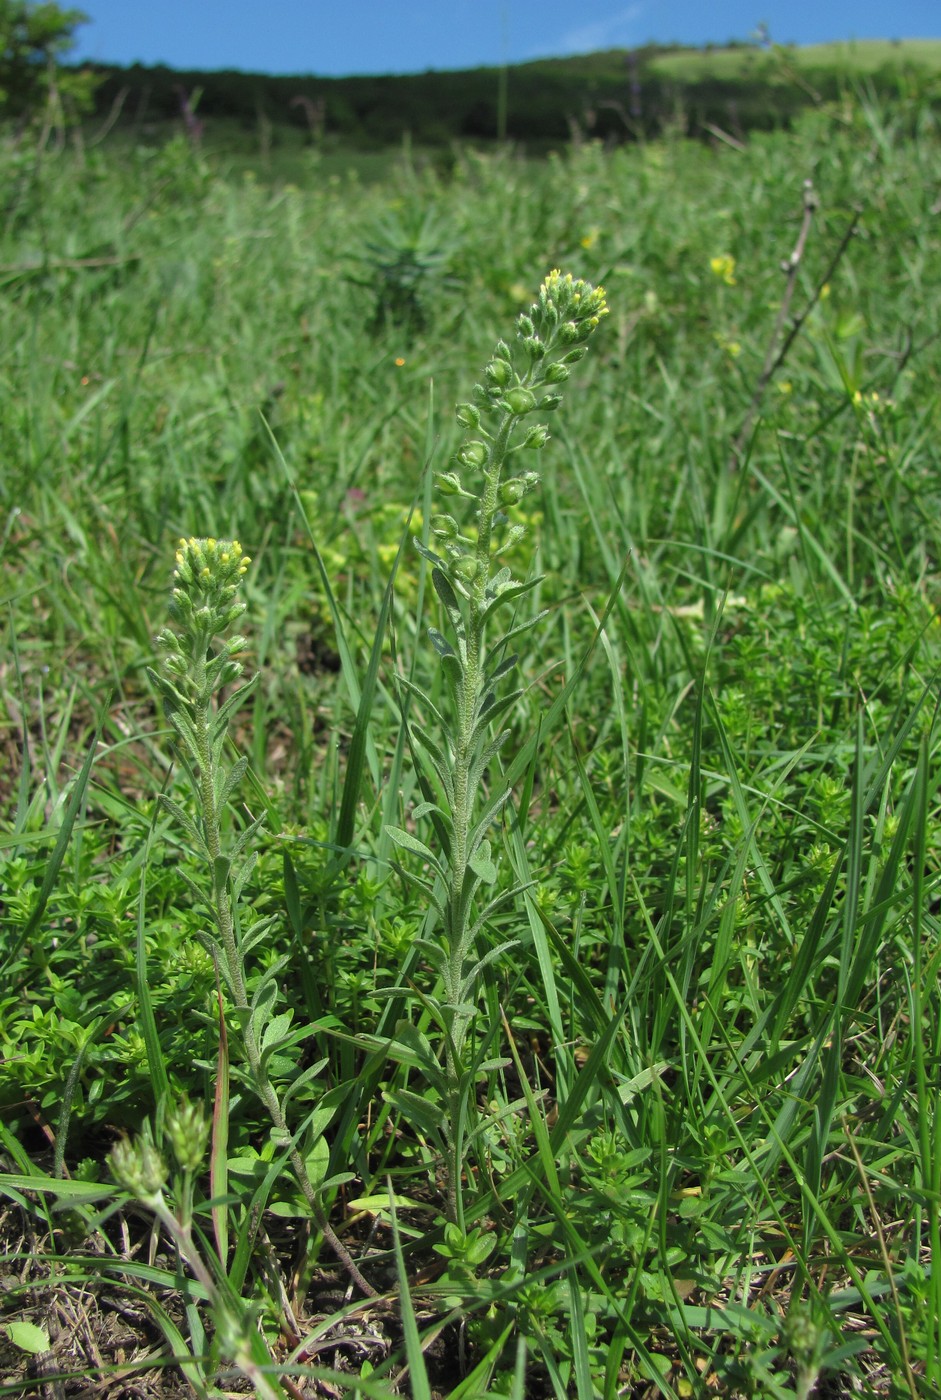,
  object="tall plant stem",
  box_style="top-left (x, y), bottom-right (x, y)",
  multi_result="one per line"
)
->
top-left (396, 270), bottom-right (609, 1225)
top-left (190, 657), bottom-right (377, 1297)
